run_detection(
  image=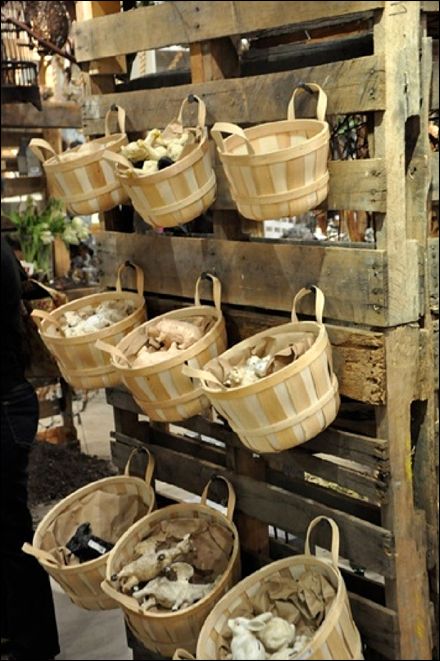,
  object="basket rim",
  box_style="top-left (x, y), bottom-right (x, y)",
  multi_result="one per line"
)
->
top-left (42, 133), bottom-right (127, 172)
top-left (38, 290), bottom-right (146, 345)
top-left (217, 119), bottom-right (329, 164)
top-left (112, 304), bottom-right (225, 375)
top-left (116, 132), bottom-right (209, 184)
top-left (104, 501), bottom-right (240, 619)
top-left (197, 553), bottom-right (347, 659)
top-left (32, 475), bottom-right (155, 573)
top-left (200, 320), bottom-right (328, 397)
